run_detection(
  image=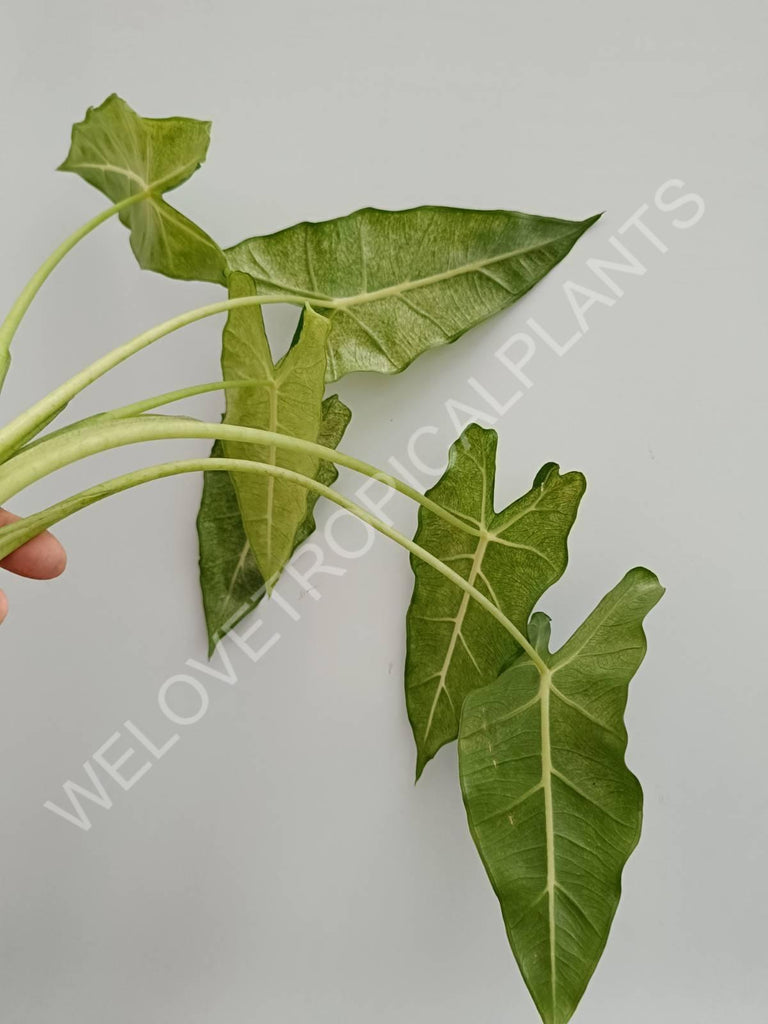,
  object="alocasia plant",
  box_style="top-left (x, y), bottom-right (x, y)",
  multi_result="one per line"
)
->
top-left (459, 569), bottom-right (663, 1023)
top-left (406, 425), bottom-right (586, 777)
top-left (59, 93), bottom-right (226, 283)
top-left (0, 95), bottom-right (663, 1024)
top-left (226, 205), bottom-right (600, 379)
top-left (219, 272), bottom-right (329, 587)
